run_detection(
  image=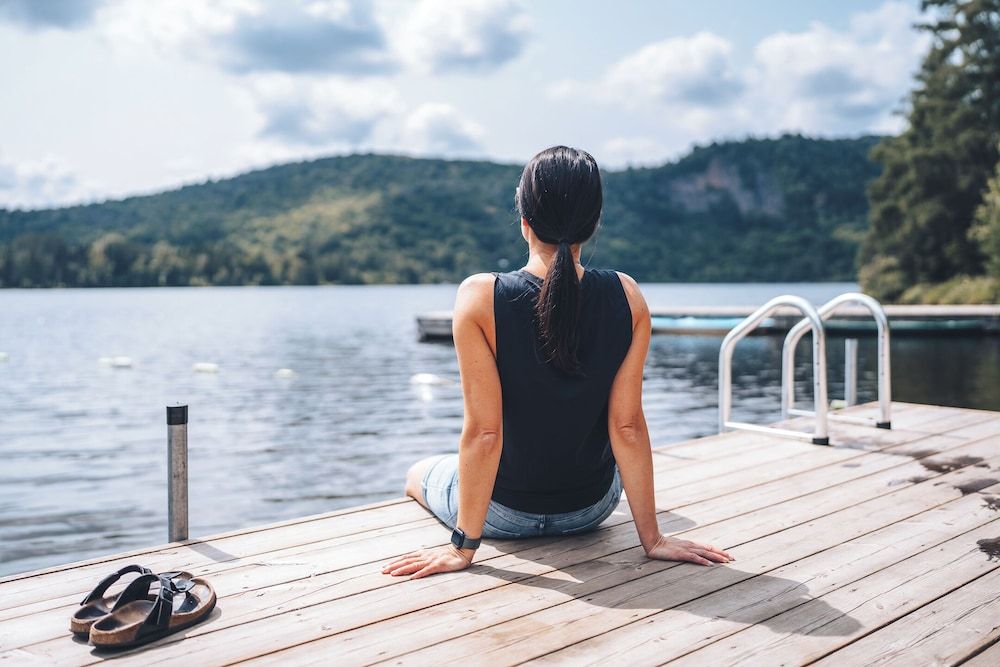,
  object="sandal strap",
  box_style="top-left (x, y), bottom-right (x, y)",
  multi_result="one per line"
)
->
top-left (108, 573), bottom-right (161, 612)
top-left (80, 564), bottom-right (153, 605)
top-left (139, 581), bottom-right (174, 638)
top-left (136, 574), bottom-right (194, 640)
